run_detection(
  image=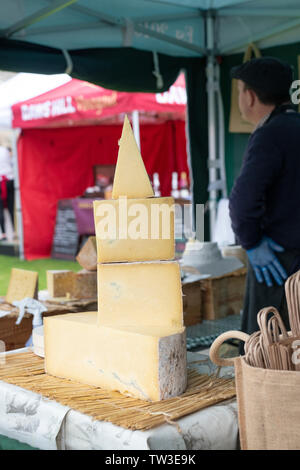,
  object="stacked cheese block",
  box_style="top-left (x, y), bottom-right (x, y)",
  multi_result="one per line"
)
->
top-left (44, 116), bottom-right (187, 401)
top-left (46, 269), bottom-right (97, 299)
